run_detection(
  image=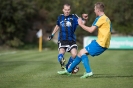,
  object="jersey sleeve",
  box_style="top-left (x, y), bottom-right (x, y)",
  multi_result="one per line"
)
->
top-left (74, 14), bottom-right (79, 19)
top-left (73, 14), bottom-right (79, 25)
top-left (92, 17), bottom-right (105, 28)
top-left (56, 15), bottom-right (60, 26)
